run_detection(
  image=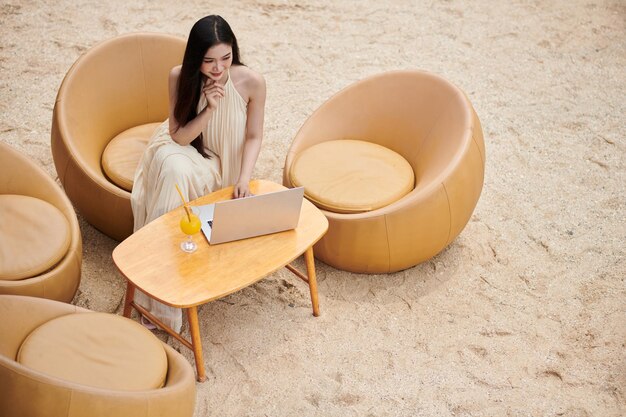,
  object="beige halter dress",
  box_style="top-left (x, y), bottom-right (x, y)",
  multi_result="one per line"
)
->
top-left (130, 70), bottom-right (247, 331)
